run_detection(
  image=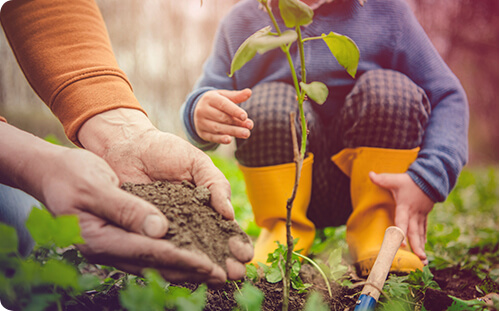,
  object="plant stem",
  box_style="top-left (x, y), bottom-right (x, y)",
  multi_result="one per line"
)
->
top-left (293, 252), bottom-right (333, 298)
top-left (264, 2), bottom-right (282, 36)
top-left (295, 26), bottom-right (308, 158)
top-left (263, 3), bottom-right (309, 311)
